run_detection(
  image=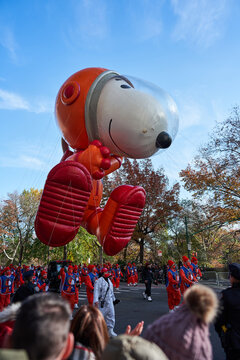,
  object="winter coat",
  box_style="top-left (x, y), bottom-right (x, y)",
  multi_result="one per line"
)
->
top-left (0, 303), bottom-right (21, 348)
top-left (144, 285), bottom-right (218, 360)
top-left (12, 283), bottom-right (35, 303)
top-left (215, 283), bottom-right (240, 354)
top-left (142, 267), bottom-right (153, 282)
